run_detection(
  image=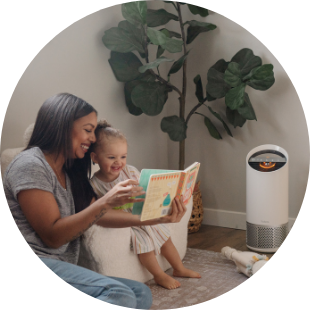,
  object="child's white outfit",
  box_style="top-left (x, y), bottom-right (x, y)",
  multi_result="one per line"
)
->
top-left (90, 164), bottom-right (171, 255)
